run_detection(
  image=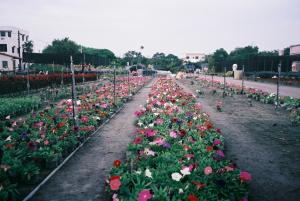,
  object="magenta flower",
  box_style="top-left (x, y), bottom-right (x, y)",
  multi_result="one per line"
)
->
top-left (138, 189), bottom-right (152, 201)
top-left (240, 171), bottom-right (252, 182)
top-left (170, 131), bottom-right (177, 138)
top-left (204, 166), bottom-right (213, 175)
top-left (213, 139), bottom-right (222, 145)
top-left (155, 118), bottom-right (164, 125)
